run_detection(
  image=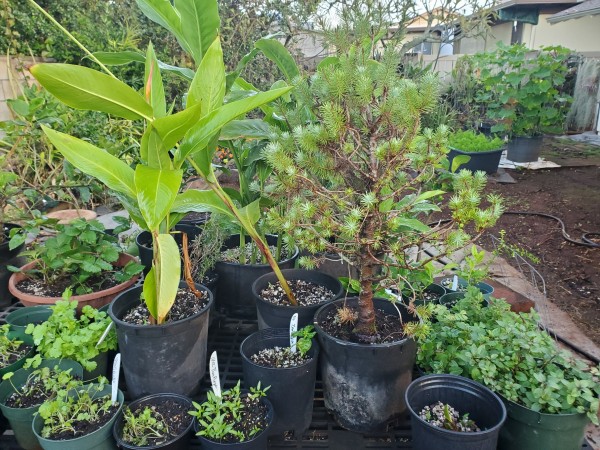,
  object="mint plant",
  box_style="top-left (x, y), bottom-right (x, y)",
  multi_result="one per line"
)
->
top-left (417, 288), bottom-right (600, 424)
top-left (25, 296), bottom-right (117, 372)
